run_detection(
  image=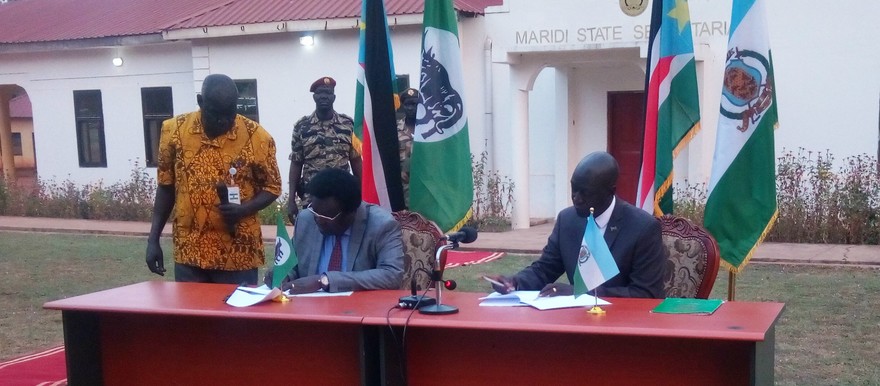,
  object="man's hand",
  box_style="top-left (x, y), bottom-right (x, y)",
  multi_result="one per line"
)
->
top-left (145, 240), bottom-right (166, 276)
top-left (287, 200), bottom-right (299, 225)
top-left (539, 283), bottom-right (573, 297)
top-left (286, 274), bottom-right (323, 294)
top-left (218, 202), bottom-right (249, 224)
top-left (263, 267), bottom-right (293, 289)
top-left (487, 275), bottom-right (517, 294)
